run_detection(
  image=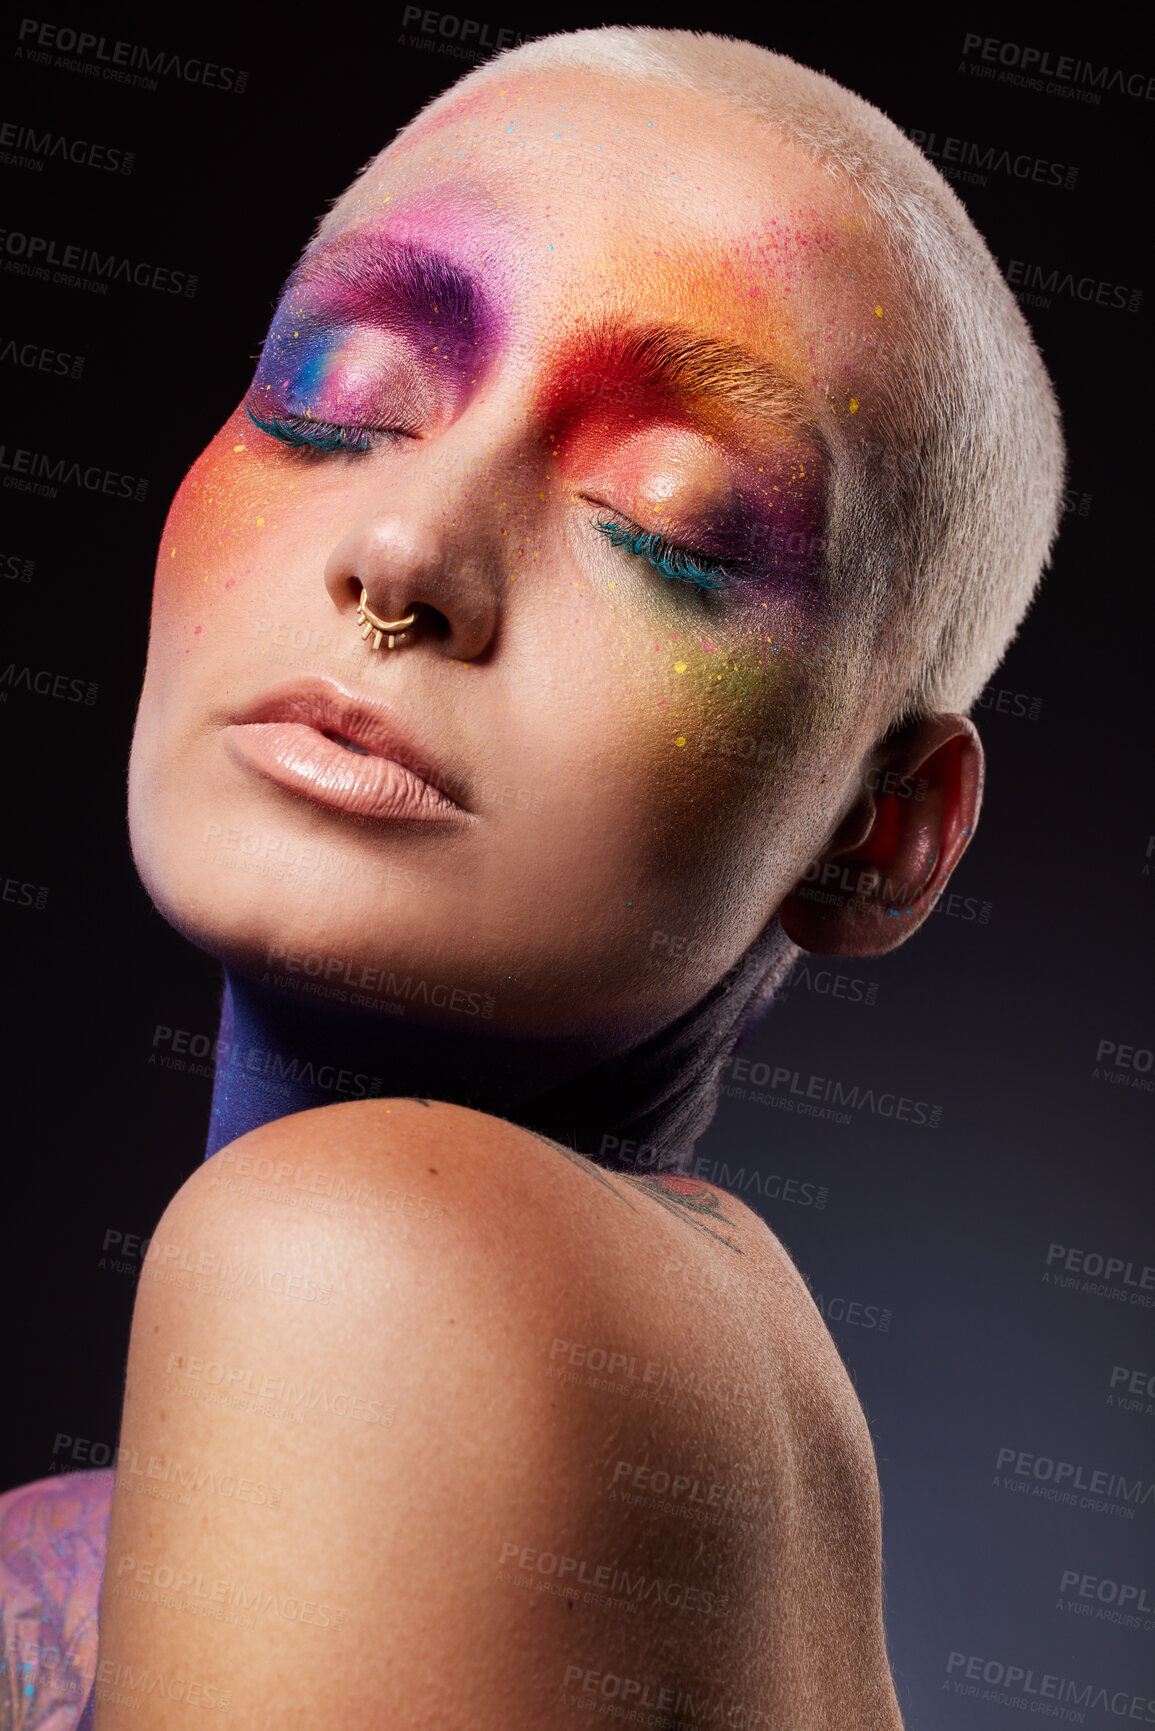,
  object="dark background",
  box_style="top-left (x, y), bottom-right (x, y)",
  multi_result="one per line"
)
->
top-left (4, 3), bottom-right (1152, 1723)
